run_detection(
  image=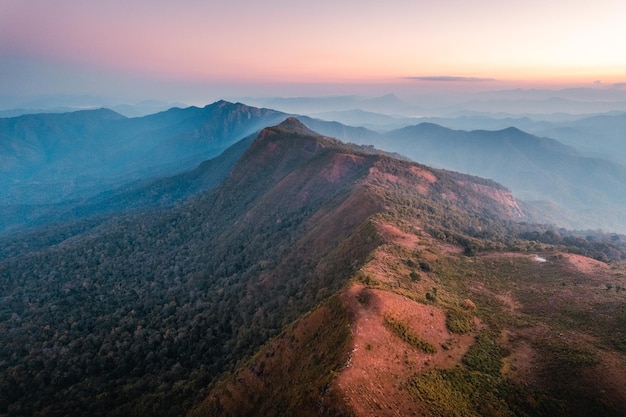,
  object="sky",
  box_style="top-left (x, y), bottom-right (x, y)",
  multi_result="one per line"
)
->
top-left (1, 0), bottom-right (626, 105)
